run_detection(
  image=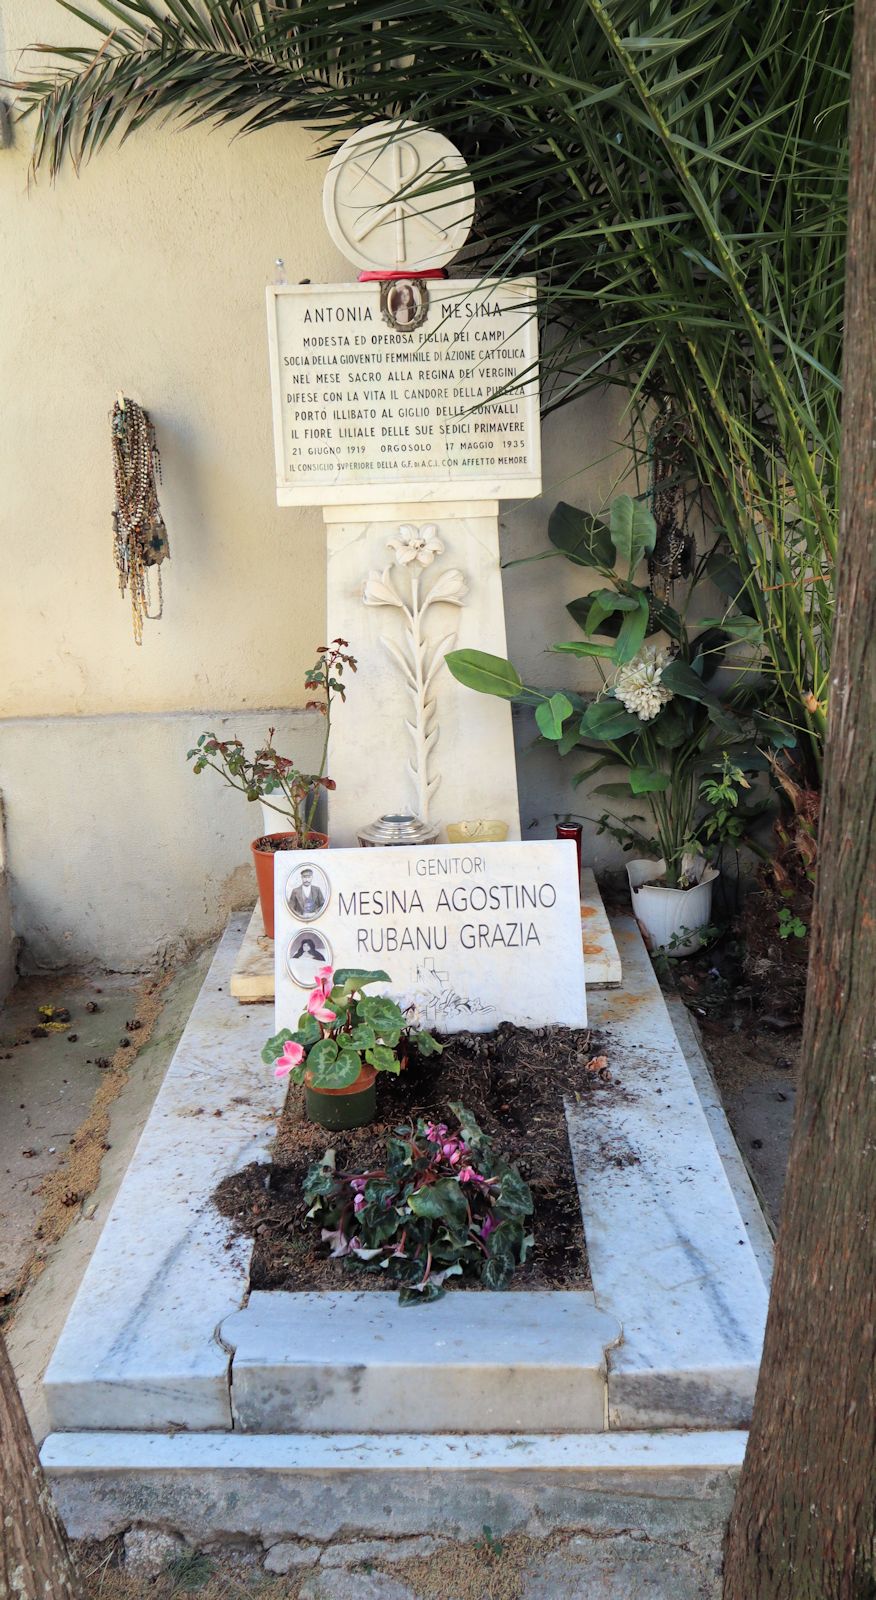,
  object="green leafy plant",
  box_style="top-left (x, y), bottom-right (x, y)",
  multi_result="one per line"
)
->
top-left (187, 640), bottom-right (355, 845)
top-left (698, 757), bottom-right (748, 847)
top-left (302, 1104), bottom-right (534, 1303)
top-left (165, 1552), bottom-right (213, 1593)
top-left (778, 907), bottom-right (807, 941)
top-left (476, 1526), bottom-right (505, 1560)
top-left (5, 0), bottom-right (846, 782)
top-left (698, 754), bottom-right (763, 850)
top-left (263, 965), bottom-right (442, 1093)
top-left (448, 495), bottom-right (788, 887)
